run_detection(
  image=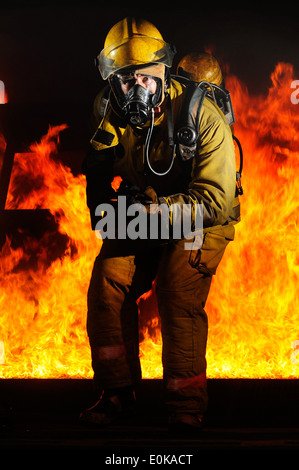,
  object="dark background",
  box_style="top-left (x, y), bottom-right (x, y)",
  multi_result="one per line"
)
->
top-left (0, 2), bottom-right (299, 174)
top-left (1, 2), bottom-right (298, 106)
